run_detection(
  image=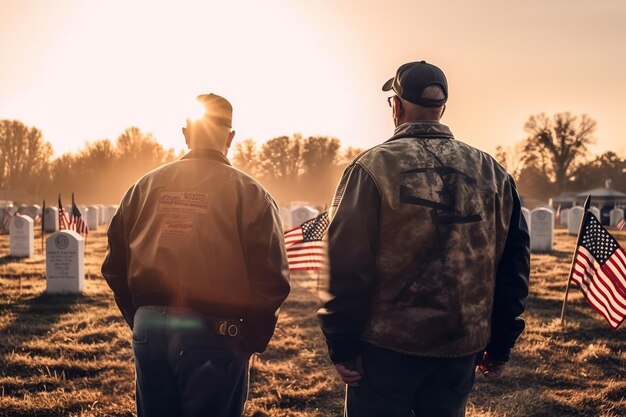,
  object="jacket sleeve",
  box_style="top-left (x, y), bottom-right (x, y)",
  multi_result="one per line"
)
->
top-left (487, 178), bottom-right (530, 361)
top-left (318, 163), bottom-right (381, 363)
top-left (101, 190), bottom-right (137, 328)
top-left (243, 195), bottom-right (291, 353)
